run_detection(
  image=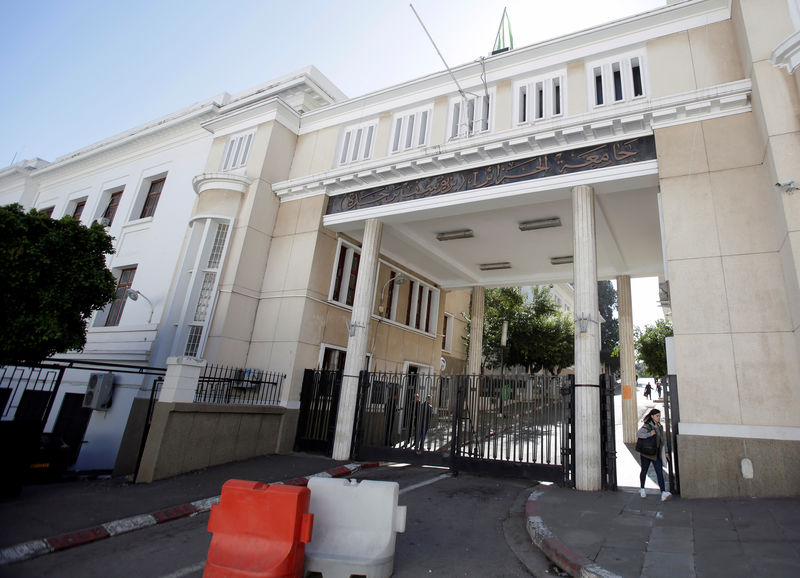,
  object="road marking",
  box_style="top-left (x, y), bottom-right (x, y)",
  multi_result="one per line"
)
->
top-left (160, 560), bottom-right (205, 578)
top-left (399, 472), bottom-right (452, 495)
